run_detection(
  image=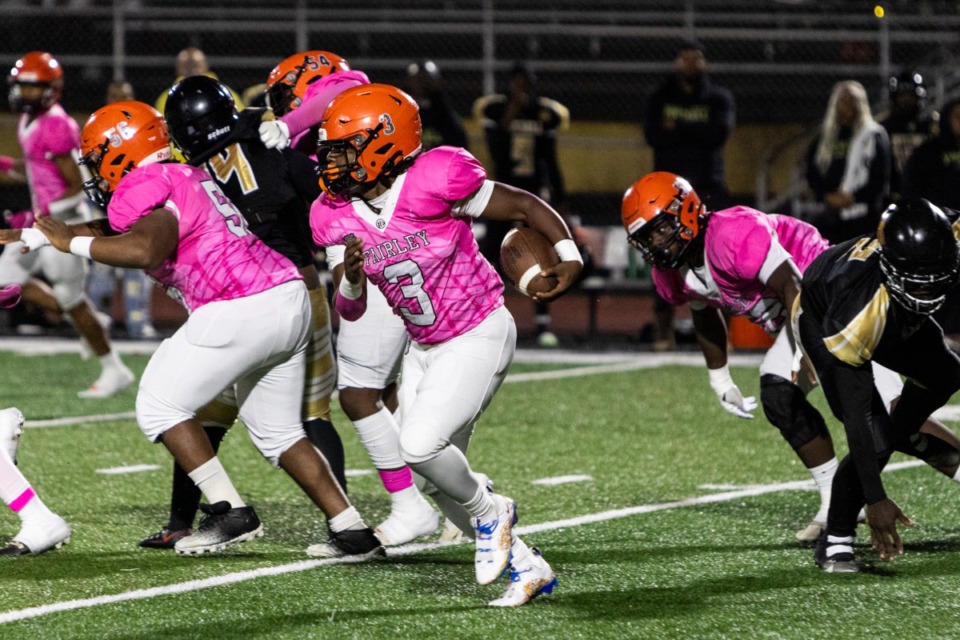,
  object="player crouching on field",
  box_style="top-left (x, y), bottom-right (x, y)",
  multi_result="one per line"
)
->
top-left (0, 101), bottom-right (383, 559)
